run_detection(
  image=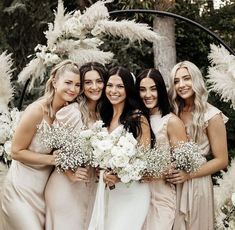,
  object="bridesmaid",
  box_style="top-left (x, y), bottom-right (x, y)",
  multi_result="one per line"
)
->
top-left (136, 68), bottom-right (187, 230)
top-left (100, 66), bottom-right (152, 230)
top-left (45, 62), bottom-right (107, 230)
top-left (0, 60), bottom-right (81, 230)
top-left (167, 60), bottom-right (228, 230)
